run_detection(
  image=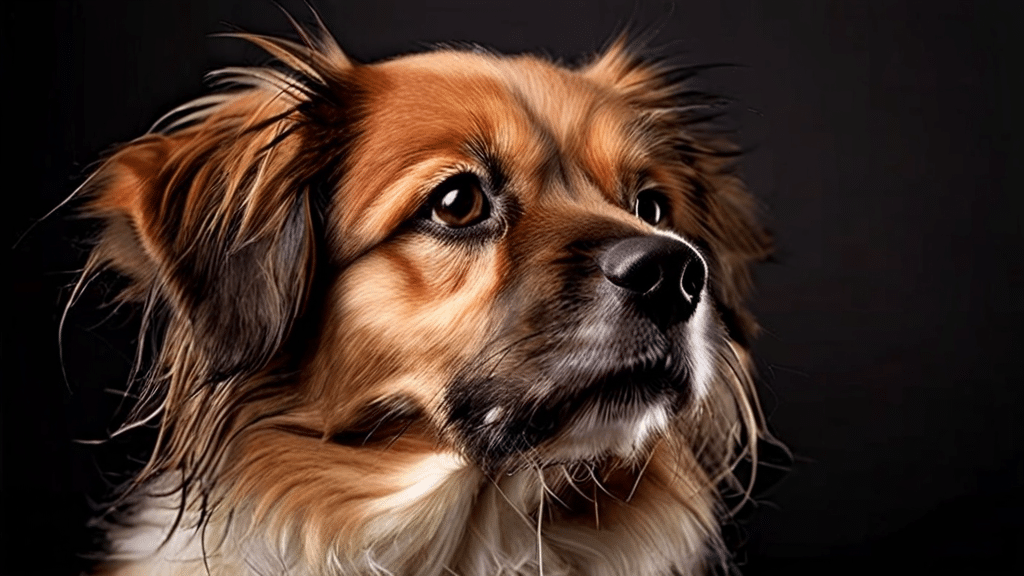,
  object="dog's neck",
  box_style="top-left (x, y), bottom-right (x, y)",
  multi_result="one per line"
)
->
top-left (102, 448), bottom-right (719, 576)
